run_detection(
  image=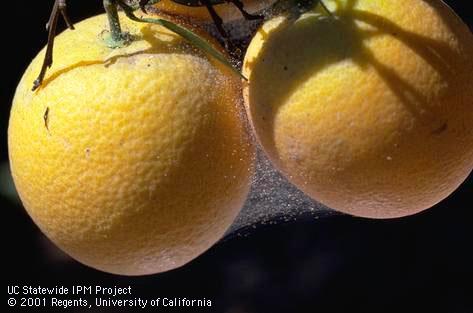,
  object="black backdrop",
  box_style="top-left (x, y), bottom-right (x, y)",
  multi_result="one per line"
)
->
top-left (2, 1), bottom-right (472, 313)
